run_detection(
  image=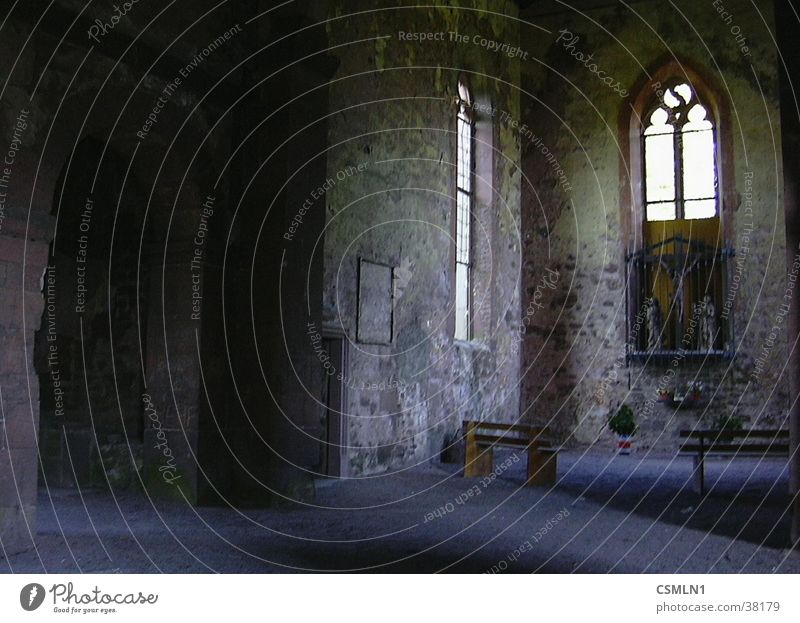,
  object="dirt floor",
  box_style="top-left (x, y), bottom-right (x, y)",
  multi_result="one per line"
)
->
top-left (2, 449), bottom-right (798, 573)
